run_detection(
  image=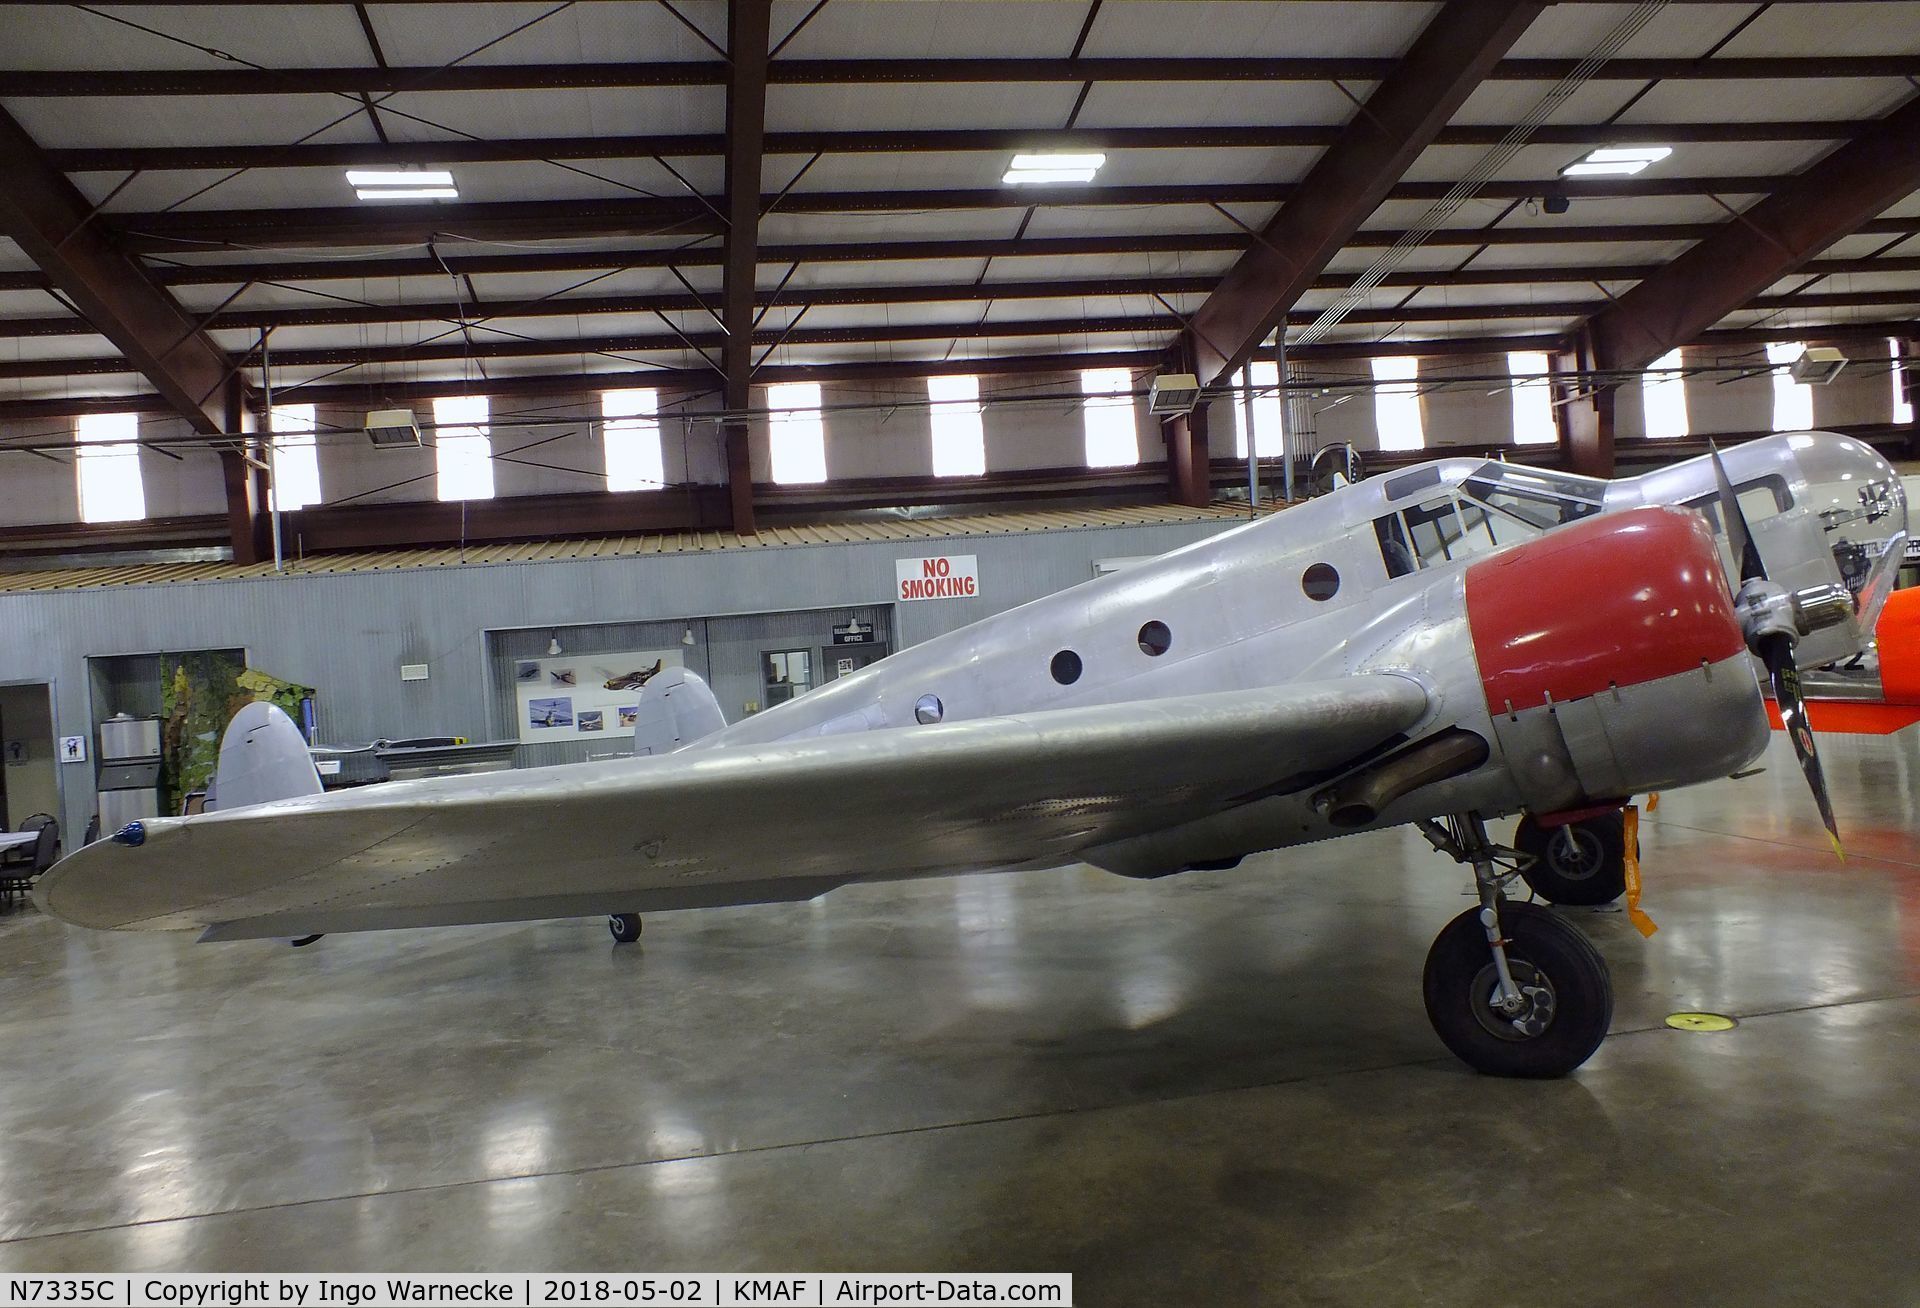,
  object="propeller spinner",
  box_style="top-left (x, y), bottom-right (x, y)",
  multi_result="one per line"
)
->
top-left (1709, 442), bottom-right (1851, 859)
